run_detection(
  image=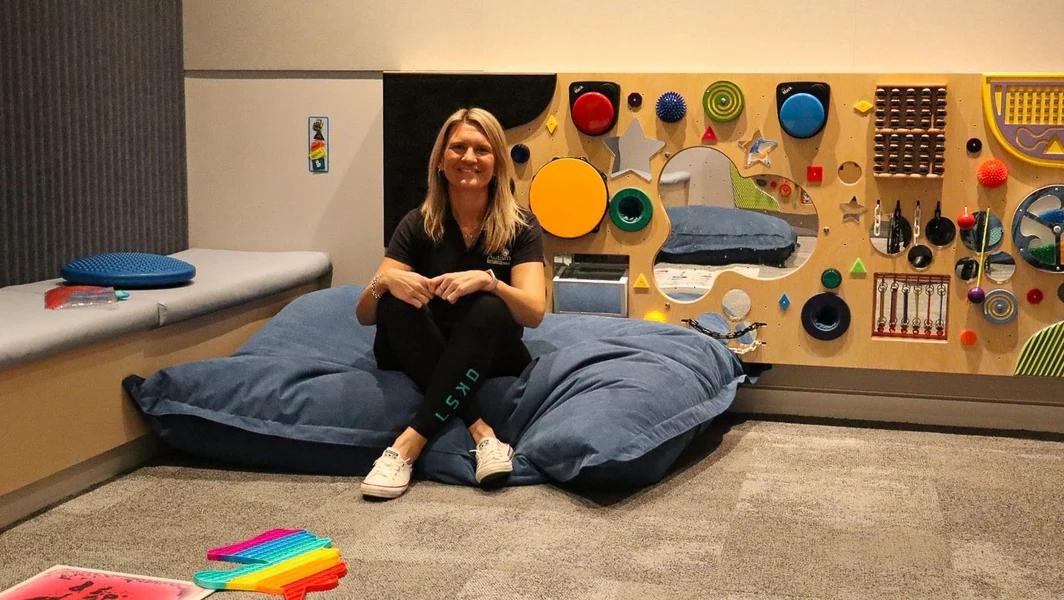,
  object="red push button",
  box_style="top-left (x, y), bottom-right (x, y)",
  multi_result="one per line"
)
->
top-left (572, 92), bottom-right (616, 136)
